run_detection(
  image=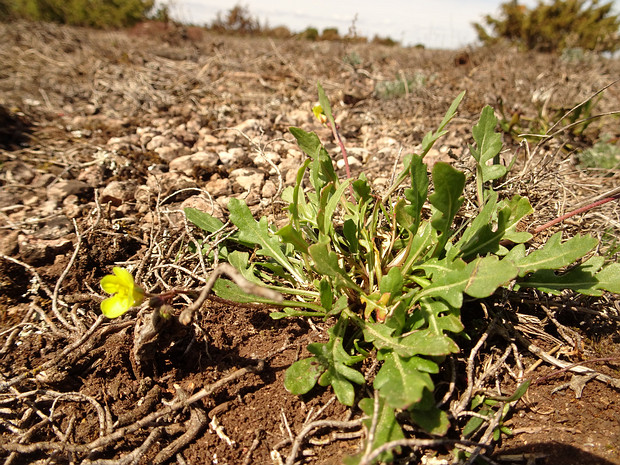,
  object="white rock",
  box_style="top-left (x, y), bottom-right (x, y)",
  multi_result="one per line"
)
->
top-left (145, 134), bottom-right (169, 150)
top-left (218, 147), bottom-right (244, 165)
top-left (336, 157), bottom-right (361, 170)
top-left (261, 180), bottom-right (278, 198)
top-left (229, 168), bottom-right (264, 192)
